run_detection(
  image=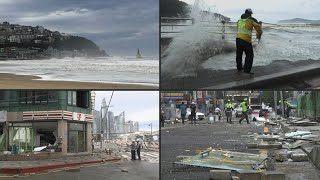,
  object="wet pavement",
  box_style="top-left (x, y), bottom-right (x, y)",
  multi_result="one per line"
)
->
top-left (161, 116), bottom-right (320, 180)
top-left (161, 59), bottom-right (320, 89)
top-left (0, 160), bottom-right (159, 180)
top-left (161, 117), bottom-right (263, 180)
